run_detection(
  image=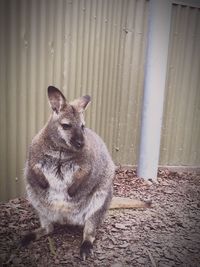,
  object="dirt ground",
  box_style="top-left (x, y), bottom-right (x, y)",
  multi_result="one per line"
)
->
top-left (0, 168), bottom-right (200, 267)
